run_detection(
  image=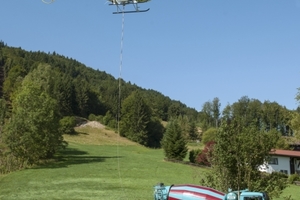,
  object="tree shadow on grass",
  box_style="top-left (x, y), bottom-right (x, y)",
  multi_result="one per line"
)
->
top-left (65, 131), bottom-right (88, 136)
top-left (35, 147), bottom-right (122, 169)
